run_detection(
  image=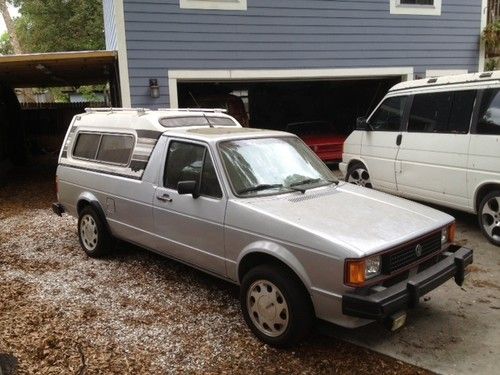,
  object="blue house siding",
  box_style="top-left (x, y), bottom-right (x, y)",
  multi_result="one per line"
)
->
top-left (117, 0), bottom-right (483, 108)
